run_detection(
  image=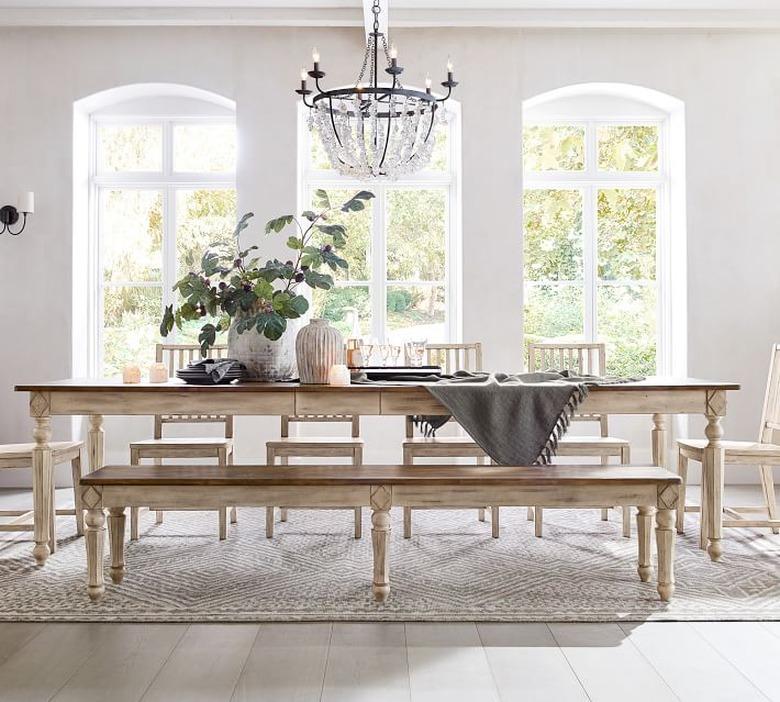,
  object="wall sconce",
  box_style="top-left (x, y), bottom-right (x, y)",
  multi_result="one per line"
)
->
top-left (0, 192), bottom-right (34, 236)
